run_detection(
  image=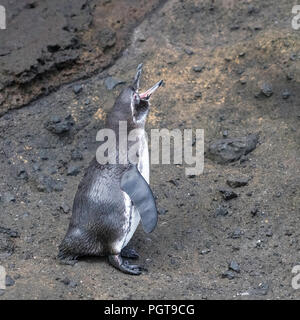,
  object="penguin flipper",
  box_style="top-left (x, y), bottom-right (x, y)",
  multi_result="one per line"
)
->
top-left (121, 165), bottom-right (158, 233)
